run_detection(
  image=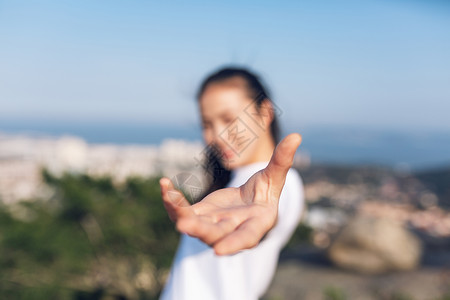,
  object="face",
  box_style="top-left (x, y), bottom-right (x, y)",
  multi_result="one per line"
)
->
top-left (199, 82), bottom-right (273, 170)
